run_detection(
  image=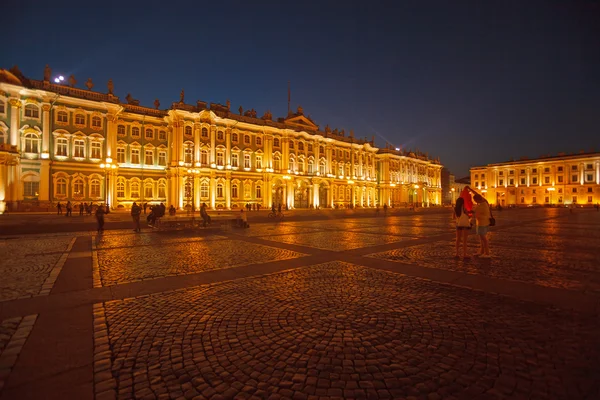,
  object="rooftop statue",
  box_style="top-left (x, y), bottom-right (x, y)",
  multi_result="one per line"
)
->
top-left (180, 89), bottom-right (185, 103)
top-left (44, 65), bottom-right (51, 82)
top-left (154, 99), bottom-right (160, 109)
top-left (238, 106), bottom-right (243, 115)
top-left (69, 74), bottom-right (77, 88)
top-left (85, 78), bottom-right (94, 90)
top-left (107, 79), bottom-right (114, 94)
top-left (262, 110), bottom-right (272, 120)
top-left (297, 105), bottom-right (304, 115)
top-left (226, 99), bottom-right (231, 110)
